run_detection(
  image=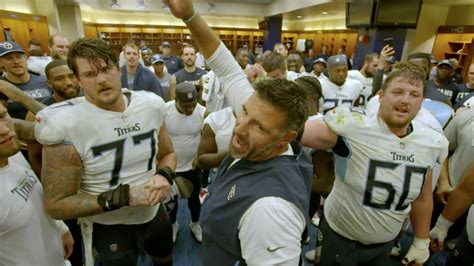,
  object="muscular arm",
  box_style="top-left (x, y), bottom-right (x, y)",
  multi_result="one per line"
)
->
top-left (156, 124), bottom-right (176, 170)
top-left (441, 161), bottom-right (474, 222)
top-left (170, 75), bottom-right (177, 100)
top-left (301, 120), bottom-right (338, 150)
top-left (410, 170), bottom-right (434, 239)
top-left (165, 0), bottom-right (253, 113)
top-left (13, 118), bottom-right (36, 142)
top-left (197, 124), bottom-right (227, 169)
top-left (42, 143), bottom-right (103, 220)
top-left (0, 80), bottom-right (46, 114)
